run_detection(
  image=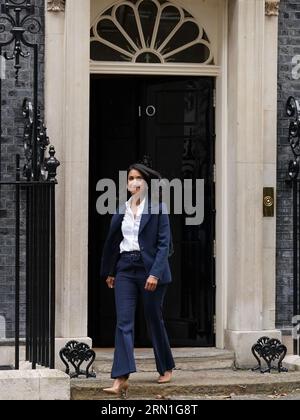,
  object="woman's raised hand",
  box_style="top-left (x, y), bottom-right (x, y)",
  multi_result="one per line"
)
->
top-left (106, 276), bottom-right (115, 289)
